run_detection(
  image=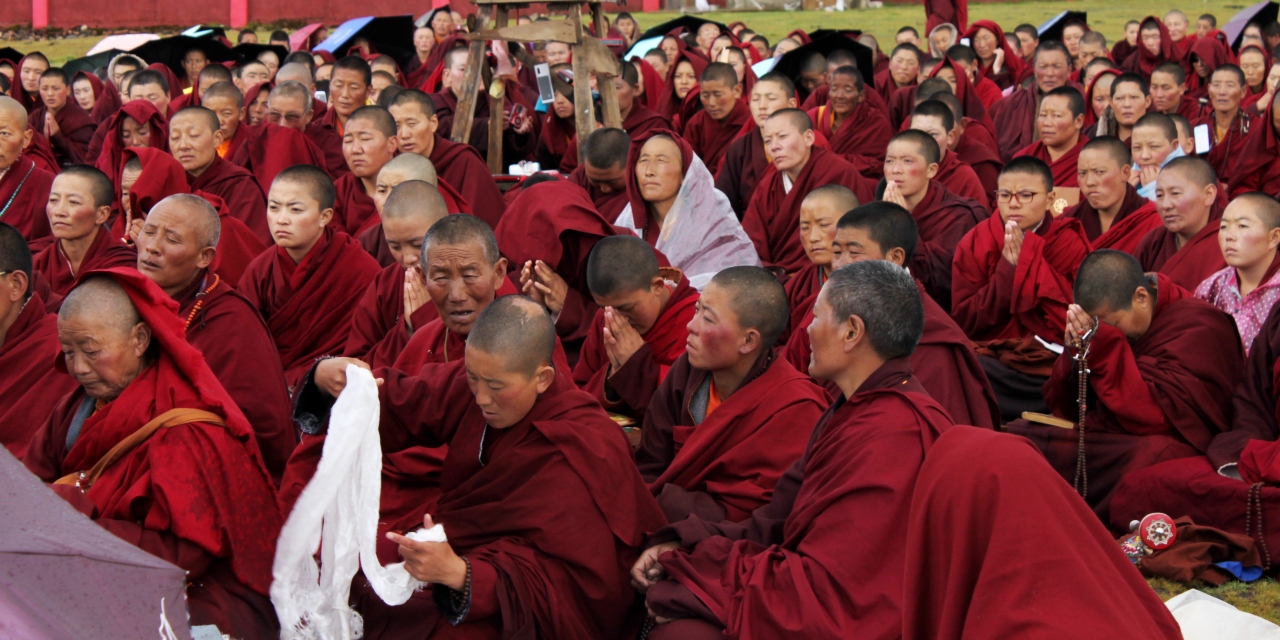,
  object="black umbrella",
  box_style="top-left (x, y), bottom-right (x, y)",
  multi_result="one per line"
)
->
top-left (1037, 11), bottom-right (1088, 45)
top-left (773, 33), bottom-right (877, 90)
top-left (232, 43), bottom-right (290, 66)
top-left (132, 35), bottom-right (237, 80)
top-left (0, 47), bottom-right (22, 65)
top-left (1224, 1), bottom-right (1280, 51)
top-left (809, 29), bottom-right (865, 41)
top-left (639, 16), bottom-right (728, 42)
top-left (62, 49), bottom-right (127, 76)
top-left (314, 15), bottom-right (416, 68)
